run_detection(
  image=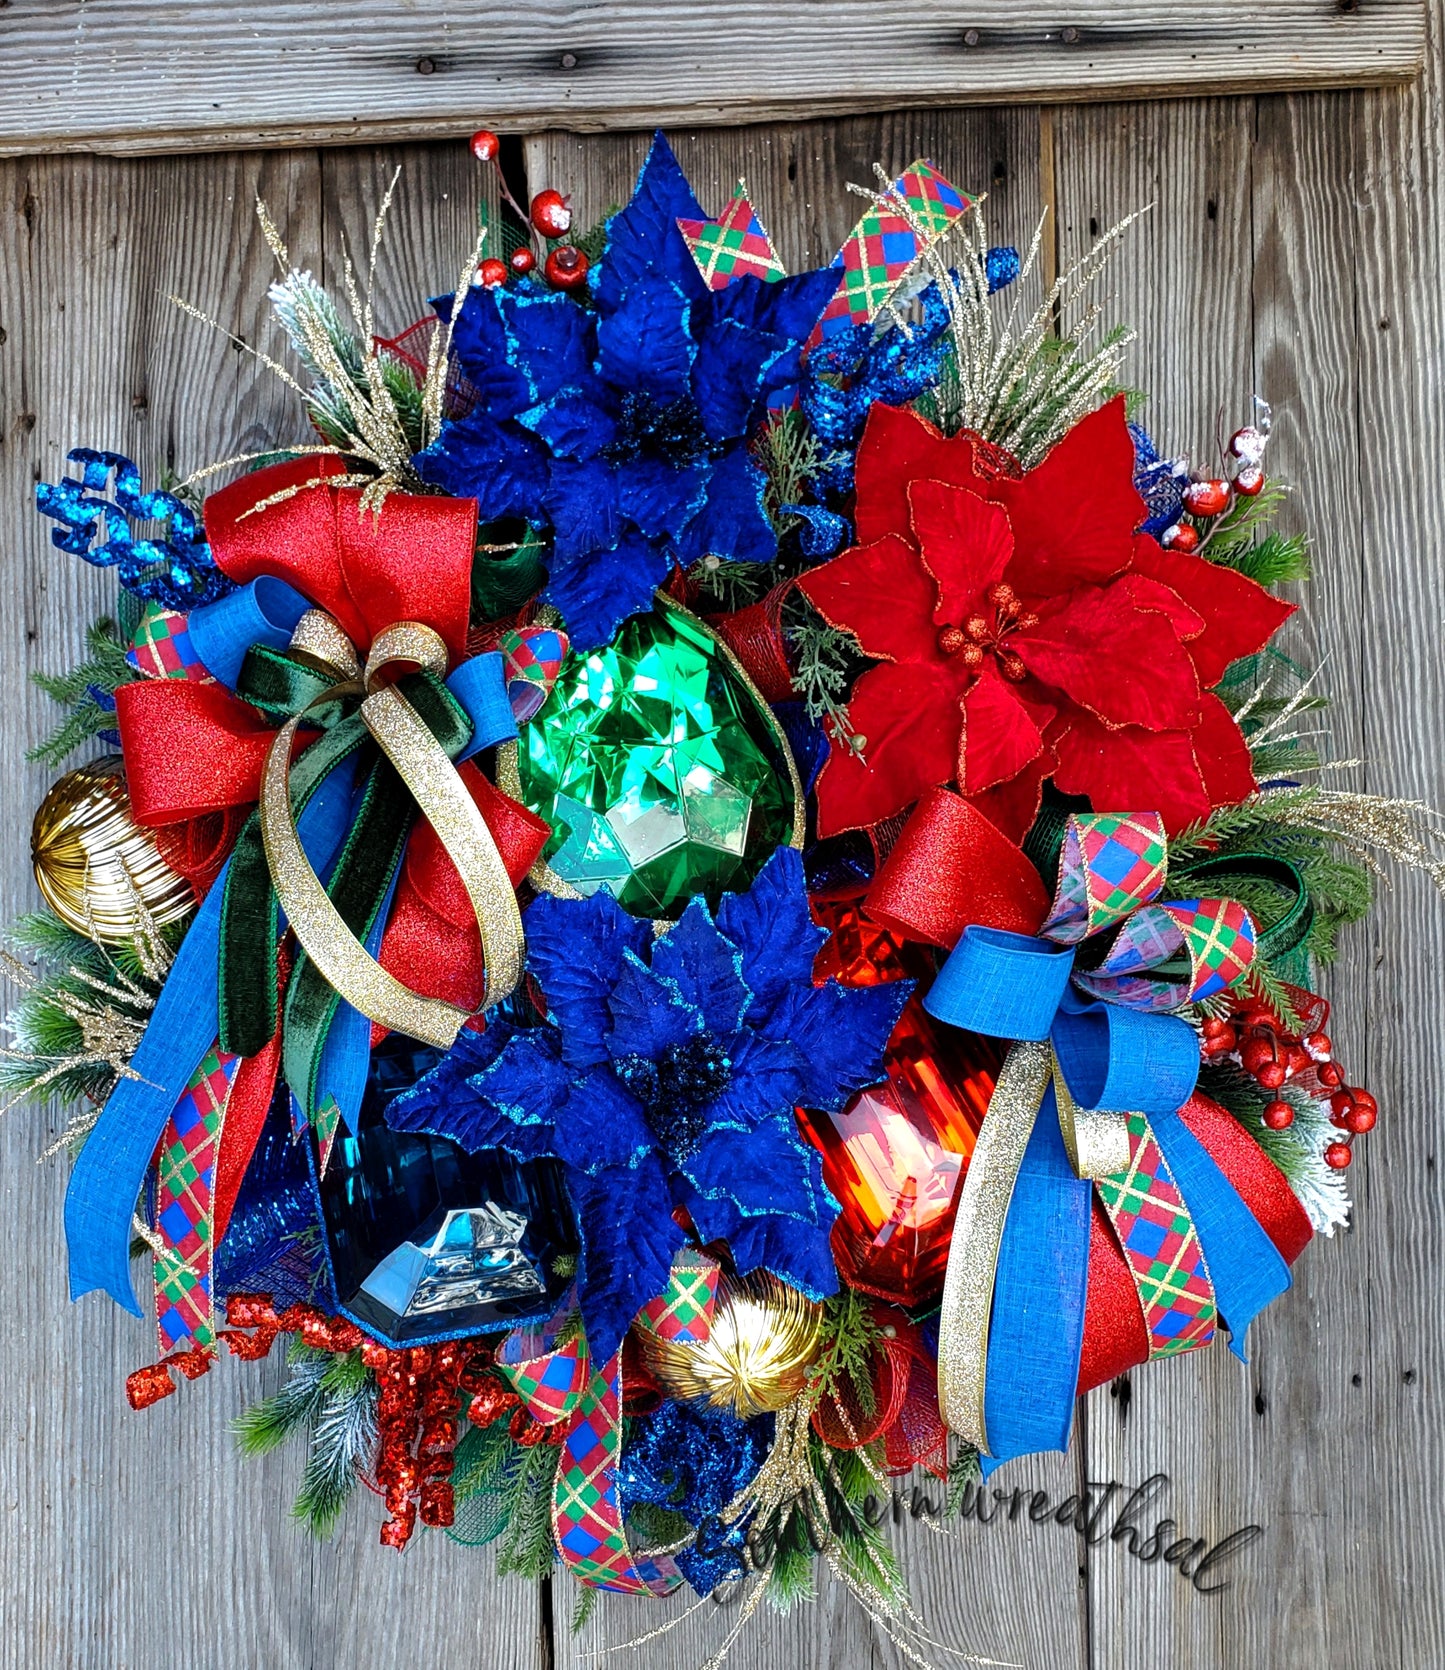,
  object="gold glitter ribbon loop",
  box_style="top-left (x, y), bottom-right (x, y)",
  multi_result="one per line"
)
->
top-left (936, 1040), bottom-right (1053, 1453)
top-left (259, 618), bottom-right (525, 1049)
top-left (1052, 1057), bottom-right (1132, 1181)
